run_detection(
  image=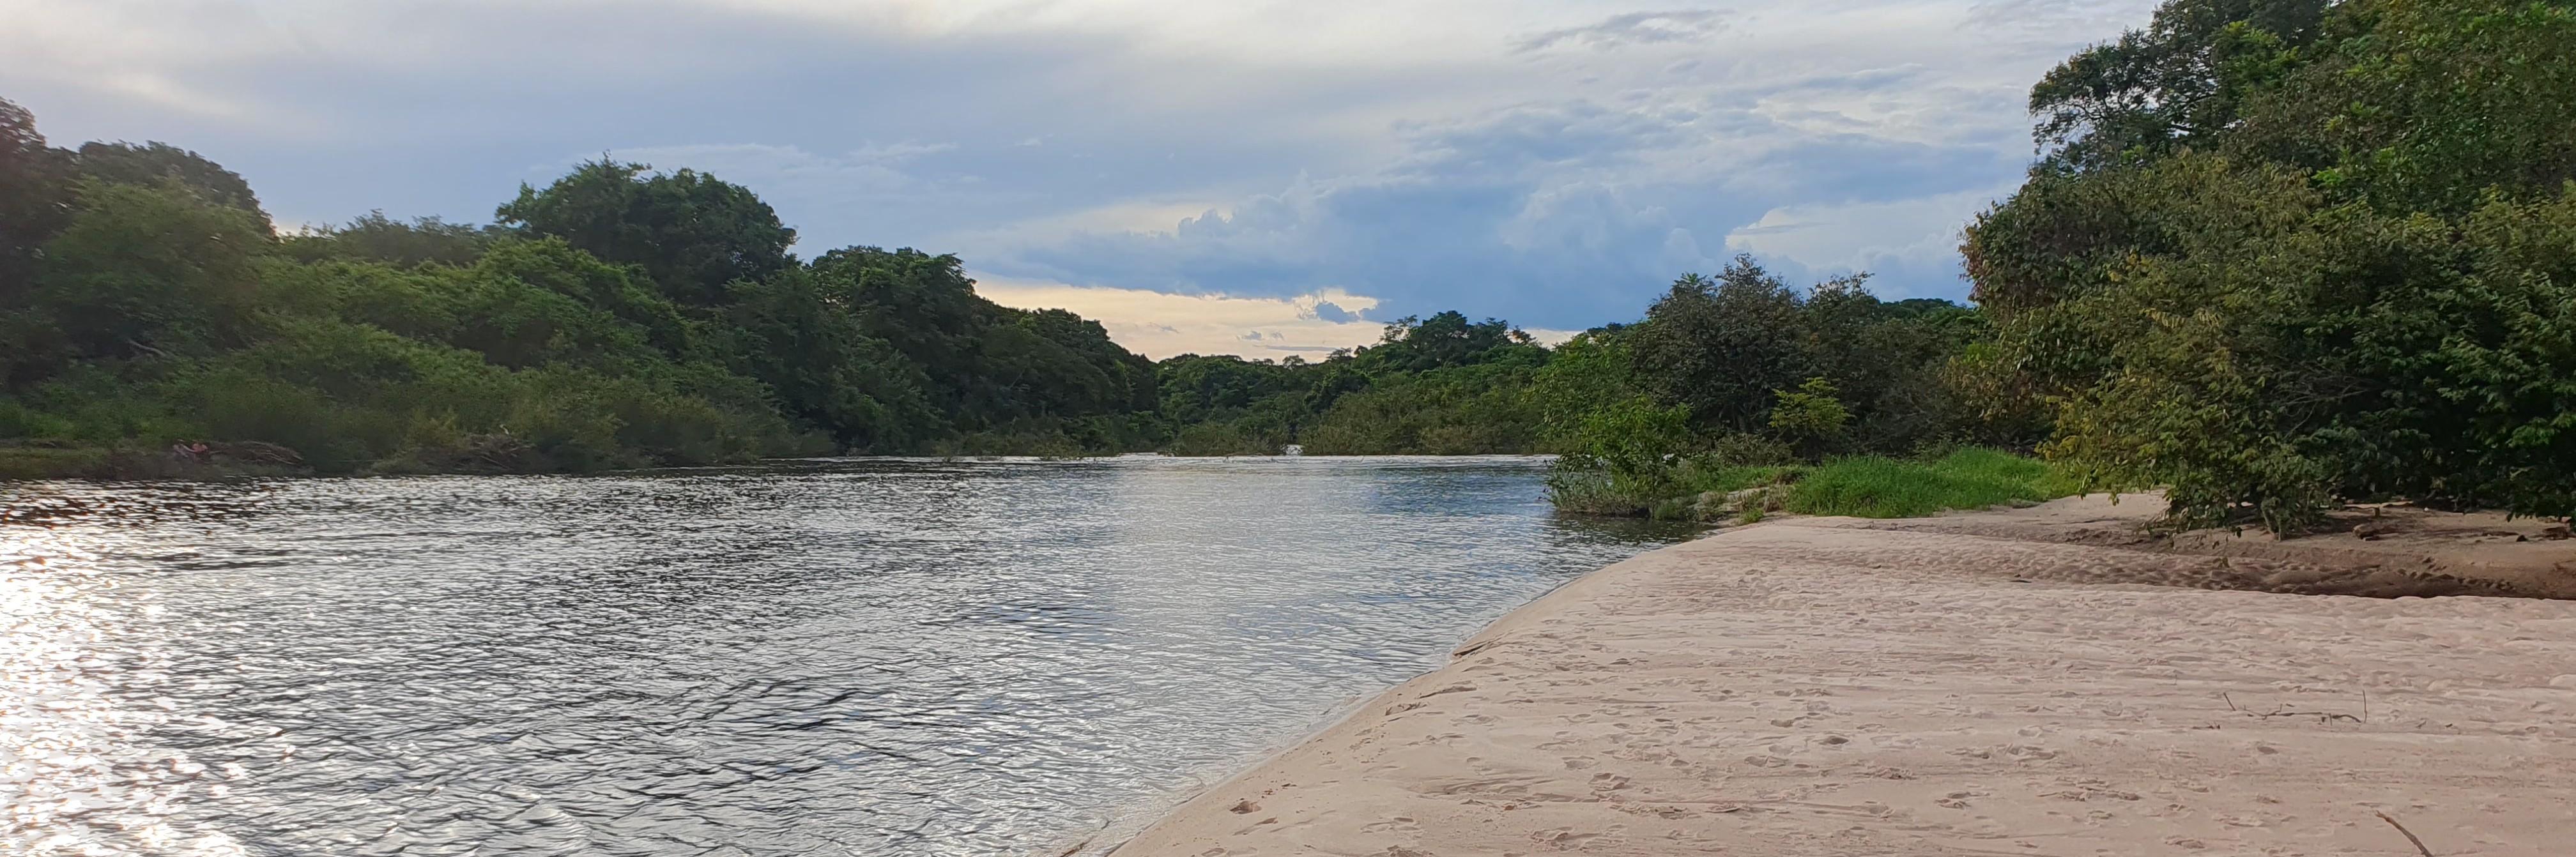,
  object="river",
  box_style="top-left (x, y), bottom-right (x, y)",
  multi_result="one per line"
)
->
top-left (0, 455), bottom-right (1689, 856)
